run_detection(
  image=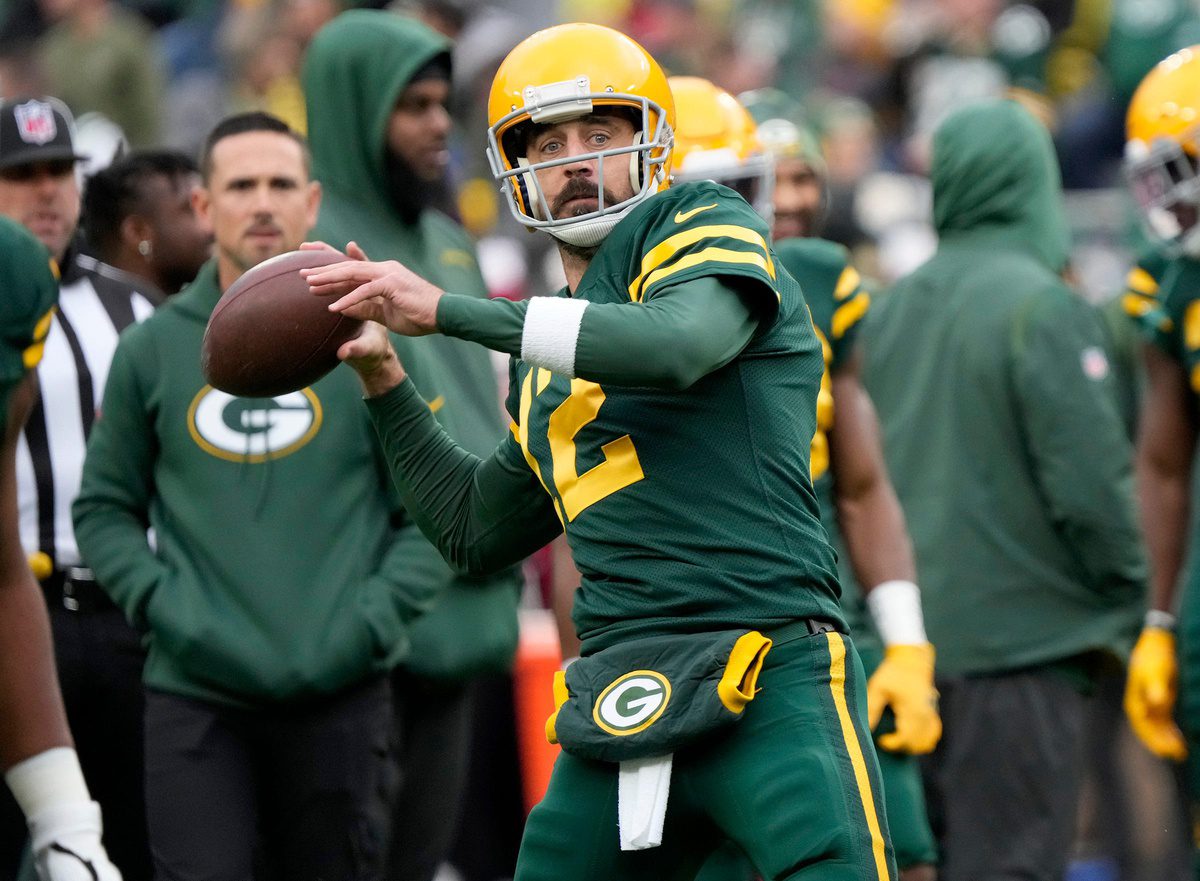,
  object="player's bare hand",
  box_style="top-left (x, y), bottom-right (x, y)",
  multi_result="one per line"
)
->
top-left (302, 258), bottom-right (441, 336)
top-left (300, 240), bottom-right (370, 261)
top-left (339, 321), bottom-right (406, 398)
top-left (866, 643), bottom-right (942, 754)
